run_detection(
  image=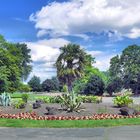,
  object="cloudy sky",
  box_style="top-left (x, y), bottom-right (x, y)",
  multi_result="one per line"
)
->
top-left (0, 0), bottom-right (140, 81)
